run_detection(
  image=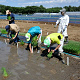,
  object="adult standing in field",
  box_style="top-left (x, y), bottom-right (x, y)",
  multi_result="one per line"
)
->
top-left (44, 33), bottom-right (65, 64)
top-left (6, 10), bottom-right (15, 24)
top-left (25, 26), bottom-right (42, 53)
top-left (55, 8), bottom-right (69, 44)
top-left (5, 24), bottom-right (20, 45)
